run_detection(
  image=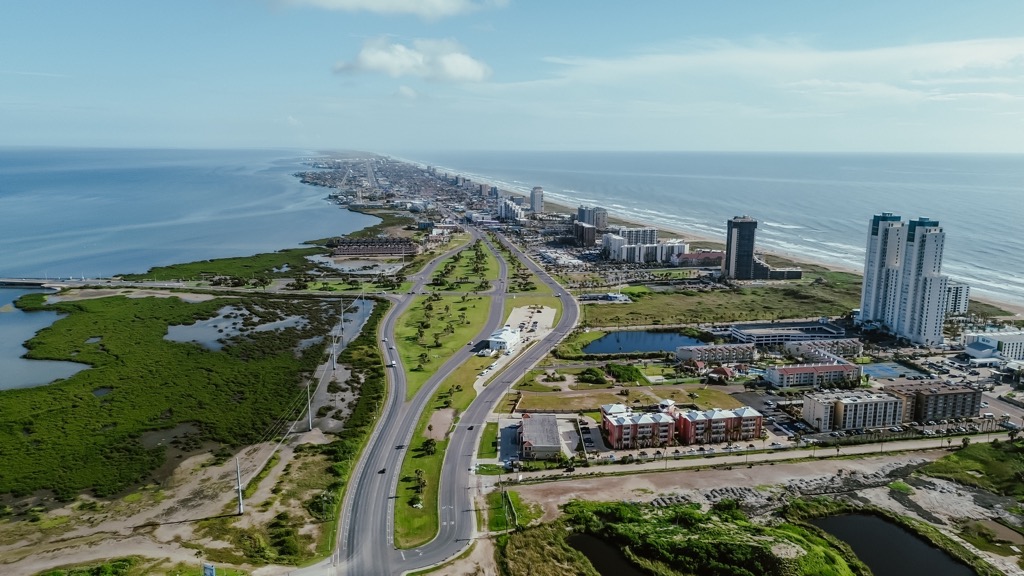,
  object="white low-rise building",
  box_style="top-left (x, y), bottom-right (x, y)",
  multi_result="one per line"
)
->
top-left (962, 330), bottom-right (1024, 361)
top-left (486, 326), bottom-right (520, 353)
